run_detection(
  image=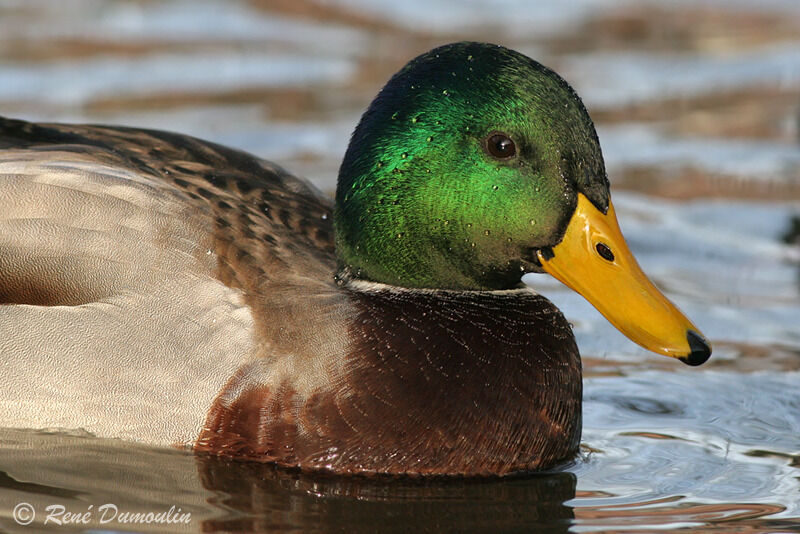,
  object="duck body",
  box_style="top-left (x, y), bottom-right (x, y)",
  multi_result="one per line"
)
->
top-left (0, 116), bottom-right (580, 475)
top-left (0, 42), bottom-right (709, 476)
